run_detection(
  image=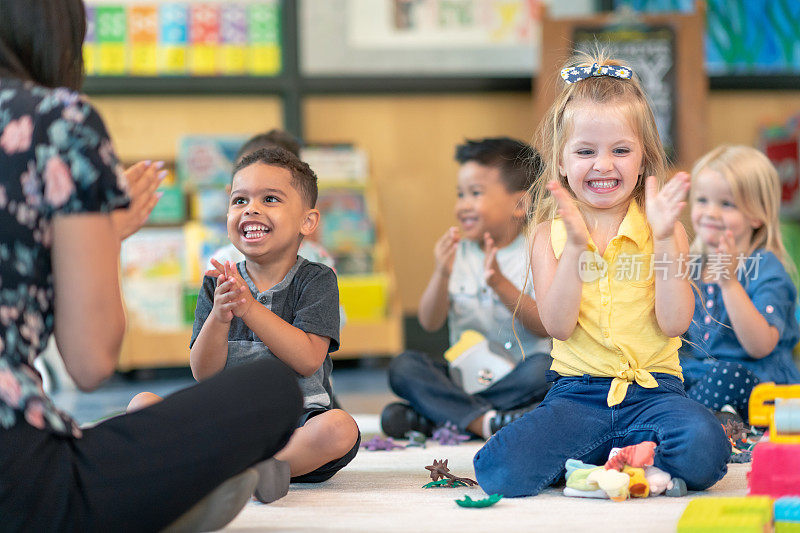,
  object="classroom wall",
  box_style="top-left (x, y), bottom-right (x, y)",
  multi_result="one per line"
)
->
top-left (92, 90), bottom-right (800, 314)
top-left (92, 96), bottom-right (283, 162)
top-left (708, 91), bottom-right (800, 147)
